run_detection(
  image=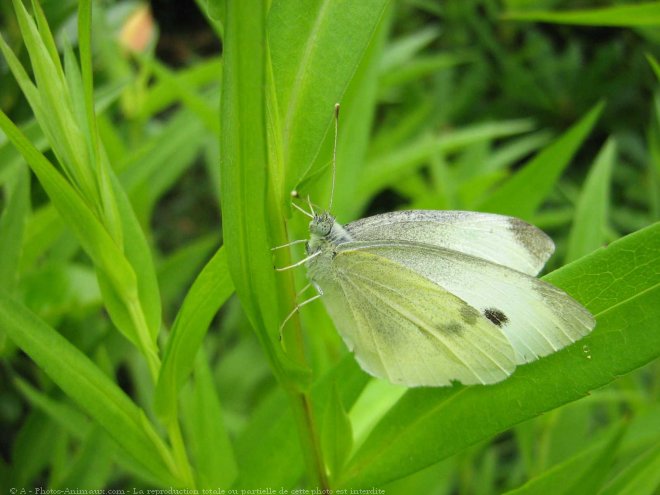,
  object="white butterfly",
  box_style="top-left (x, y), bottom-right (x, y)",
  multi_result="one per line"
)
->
top-left (278, 104), bottom-right (595, 387)
top-left (297, 209), bottom-right (595, 387)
